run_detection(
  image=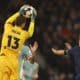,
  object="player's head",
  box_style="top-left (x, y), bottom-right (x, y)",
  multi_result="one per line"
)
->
top-left (20, 5), bottom-right (33, 18)
top-left (15, 5), bottom-right (34, 28)
top-left (15, 15), bottom-right (26, 28)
